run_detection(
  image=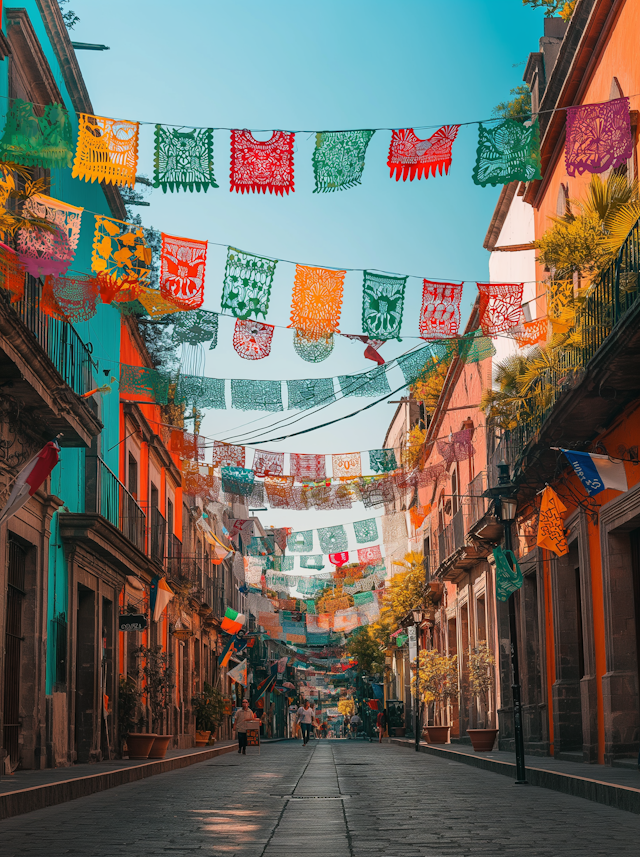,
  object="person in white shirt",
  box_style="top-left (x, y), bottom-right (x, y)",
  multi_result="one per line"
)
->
top-left (349, 713), bottom-right (362, 738)
top-left (296, 700), bottom-right (315, 745)
top-left (233, 699), bottom-right (255, 755)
